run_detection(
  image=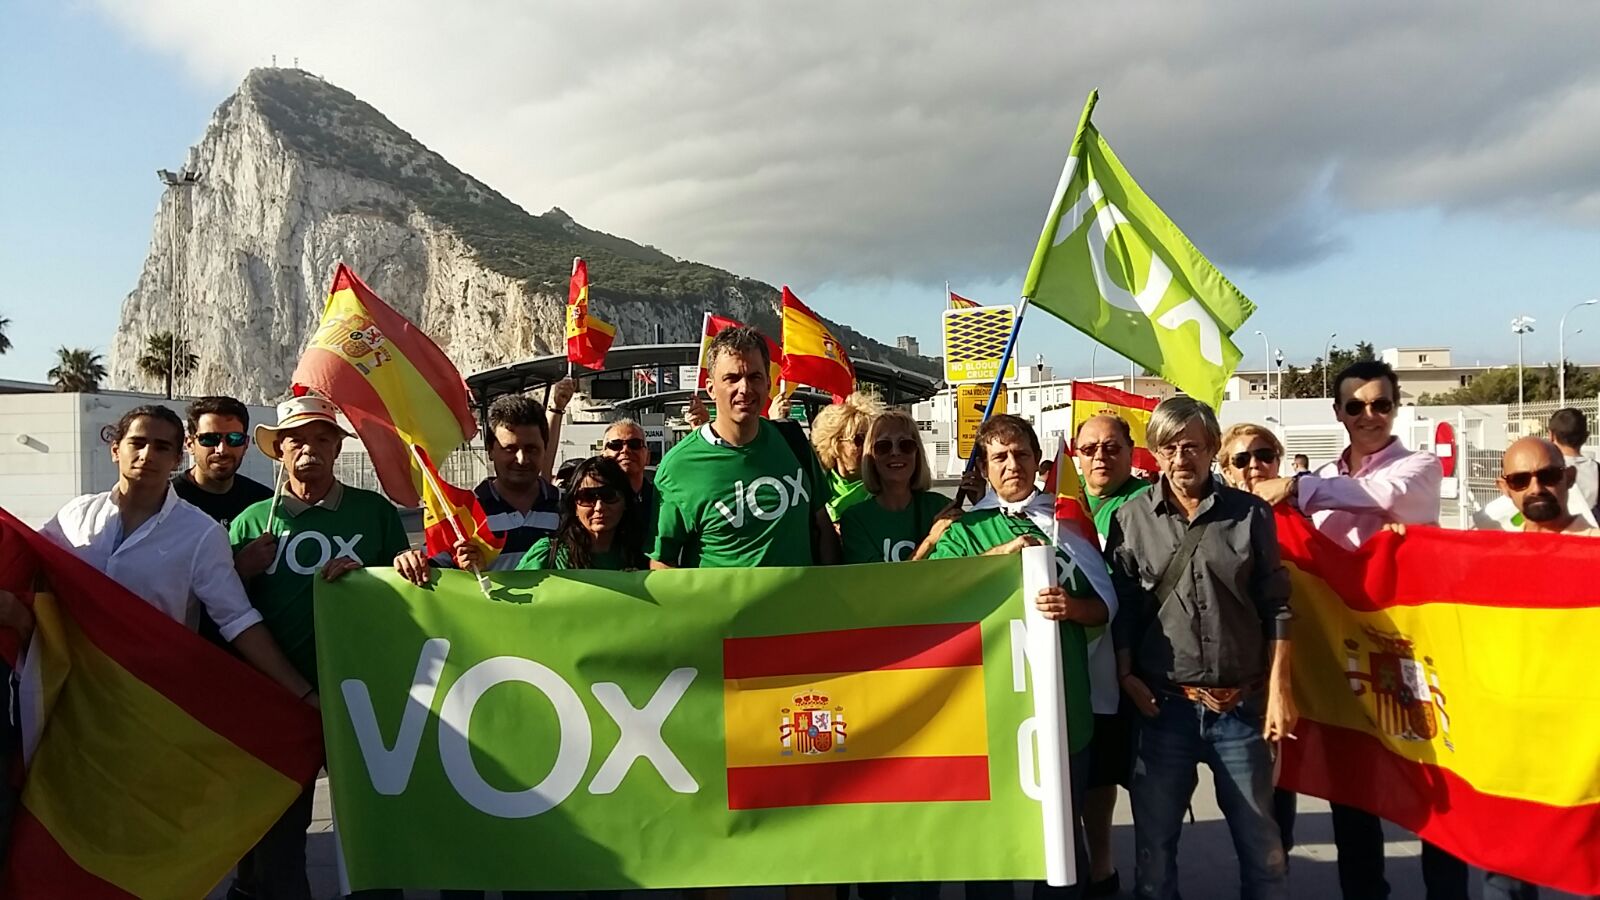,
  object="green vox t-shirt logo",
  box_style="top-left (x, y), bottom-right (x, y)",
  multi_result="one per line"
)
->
top-left (712, 468), bottom-right (809, 527)
top-left (268, 531), bottom-right (365, 576)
